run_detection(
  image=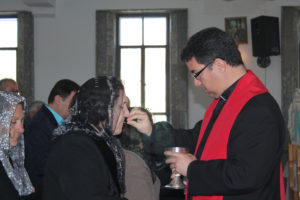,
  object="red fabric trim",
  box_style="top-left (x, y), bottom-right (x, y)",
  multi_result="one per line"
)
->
top-left (280, 163), bottom-right (286, 200)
